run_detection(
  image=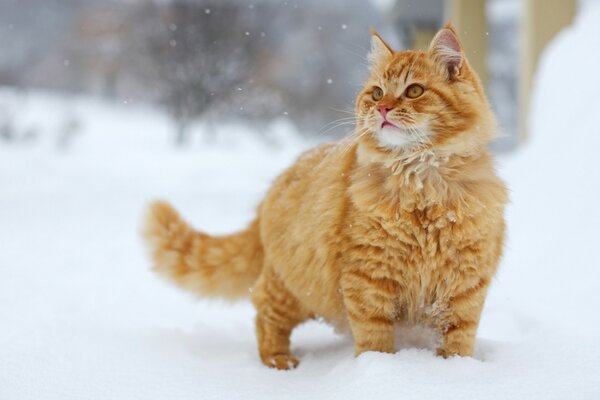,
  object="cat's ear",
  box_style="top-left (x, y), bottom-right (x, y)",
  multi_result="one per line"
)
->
top-left (368, 29), bottom-right (394, 68)
top-left (428, 23), bottom-right (464, 80)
